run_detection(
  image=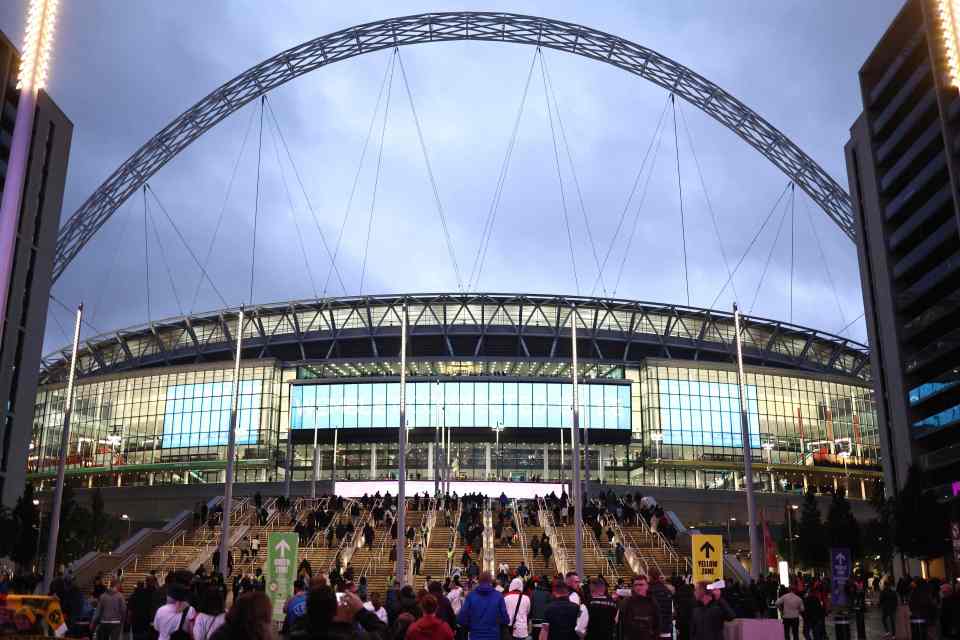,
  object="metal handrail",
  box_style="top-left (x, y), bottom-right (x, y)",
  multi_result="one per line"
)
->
top-left (582, 521), bottom-right (618, 581)
top-left (605, 516), bottom-right (651, 577)
top-left (537, 497), bottom-right (567, 574)
top-left (444, 500), bottom-right (463, 578)
top-left (512, 499), bottom-right (529, 570)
